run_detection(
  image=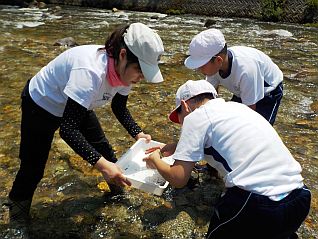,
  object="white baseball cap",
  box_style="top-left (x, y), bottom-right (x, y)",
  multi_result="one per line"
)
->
top-left (184, 29), bottom-right (226, 70)
top-left (169, 80), bottom-right (218, 124)
top-left (124, 23), bottom-right (164, 83)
